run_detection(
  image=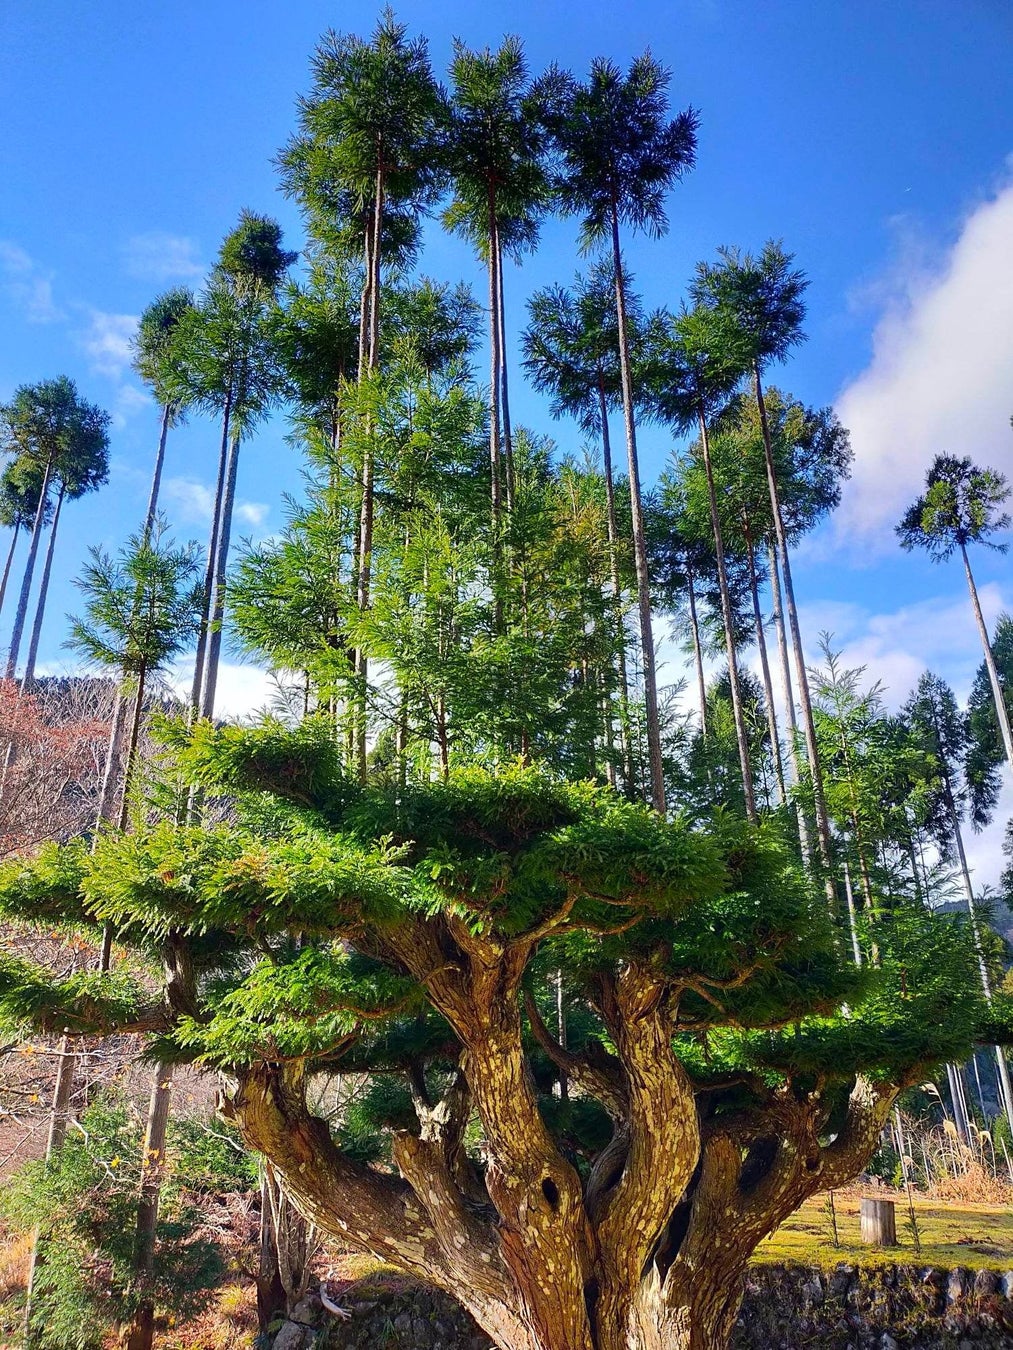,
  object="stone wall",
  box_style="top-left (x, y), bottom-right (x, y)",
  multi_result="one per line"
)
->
top-left (272, 1264), bottom-right (1013, 1350)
